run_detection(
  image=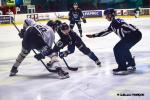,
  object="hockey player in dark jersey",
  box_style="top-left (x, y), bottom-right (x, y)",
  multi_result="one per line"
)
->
top-left (10, 19), bottom-right (69, 79)
top-left (54, 22), bottom-right (101, 67)
top-left (86, 8), bottom-right (142, 75)
top-left (69, 3), bottom-right (86, 37)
